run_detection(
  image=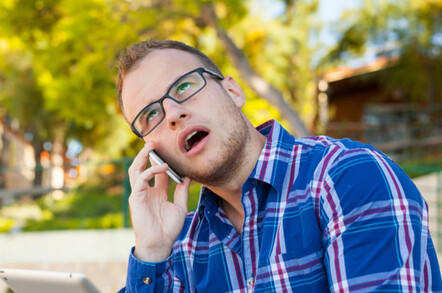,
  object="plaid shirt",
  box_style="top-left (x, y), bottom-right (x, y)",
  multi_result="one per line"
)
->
top-left (121, 120), bottom-right (442, 292)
